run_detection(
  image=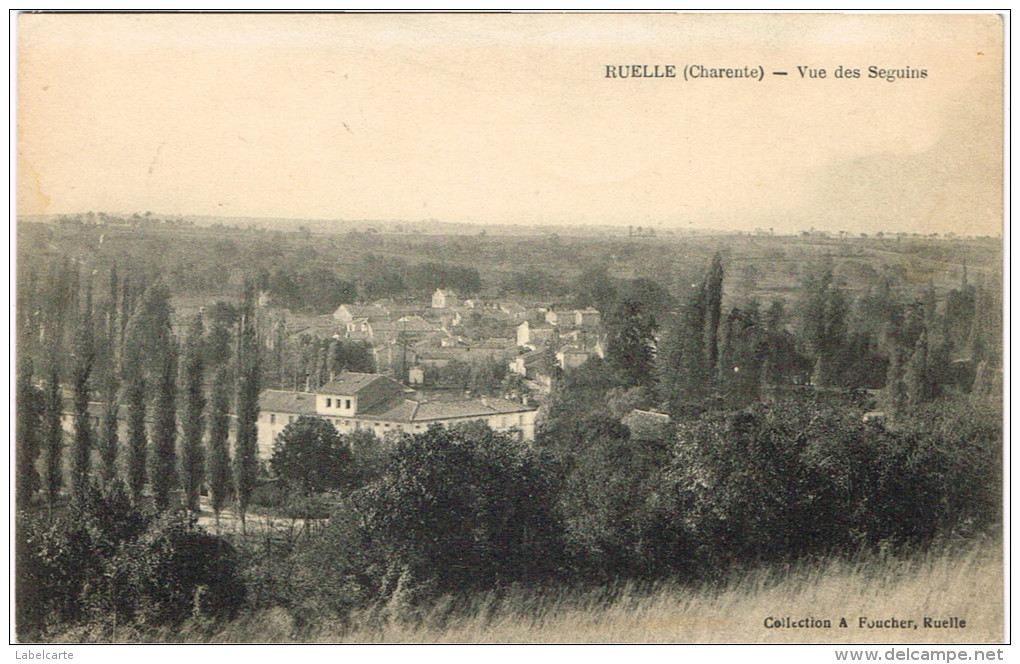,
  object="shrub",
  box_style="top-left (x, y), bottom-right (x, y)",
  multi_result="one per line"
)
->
top-left (112, 512), bottom-right (246, 626)
top-left (15, 483), bottom-right (244, 637)
top-left (558, 435), bottom-right (677, 580)
top-left (348, 423), bottom-right (564, 599)
top-left (665, 397), bottom-right (1002, 570)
